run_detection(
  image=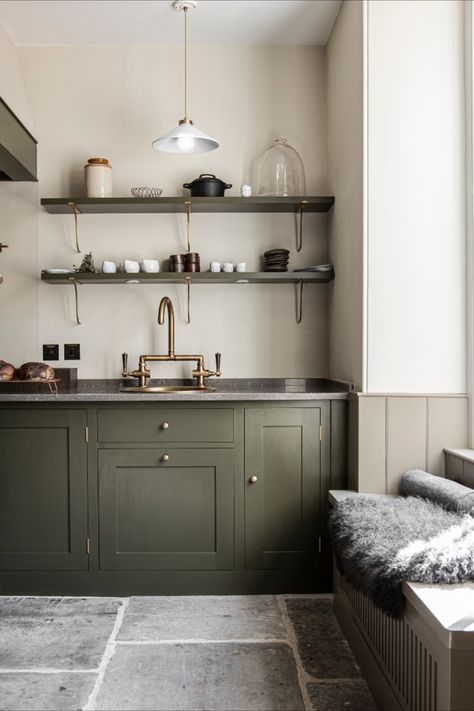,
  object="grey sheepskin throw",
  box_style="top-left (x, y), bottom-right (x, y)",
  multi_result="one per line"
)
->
top-left (328, 496), bottom-right (474, 617)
